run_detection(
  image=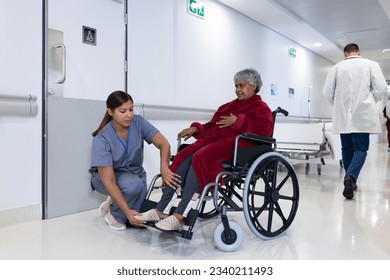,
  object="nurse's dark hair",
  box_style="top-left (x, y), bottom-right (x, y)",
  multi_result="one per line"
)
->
top-left (234, 68), bottom-right (262, 93)
top-left (343, 43), bottom-right (359, 54)
top-left (92, 90), bottom-right (134, 137)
